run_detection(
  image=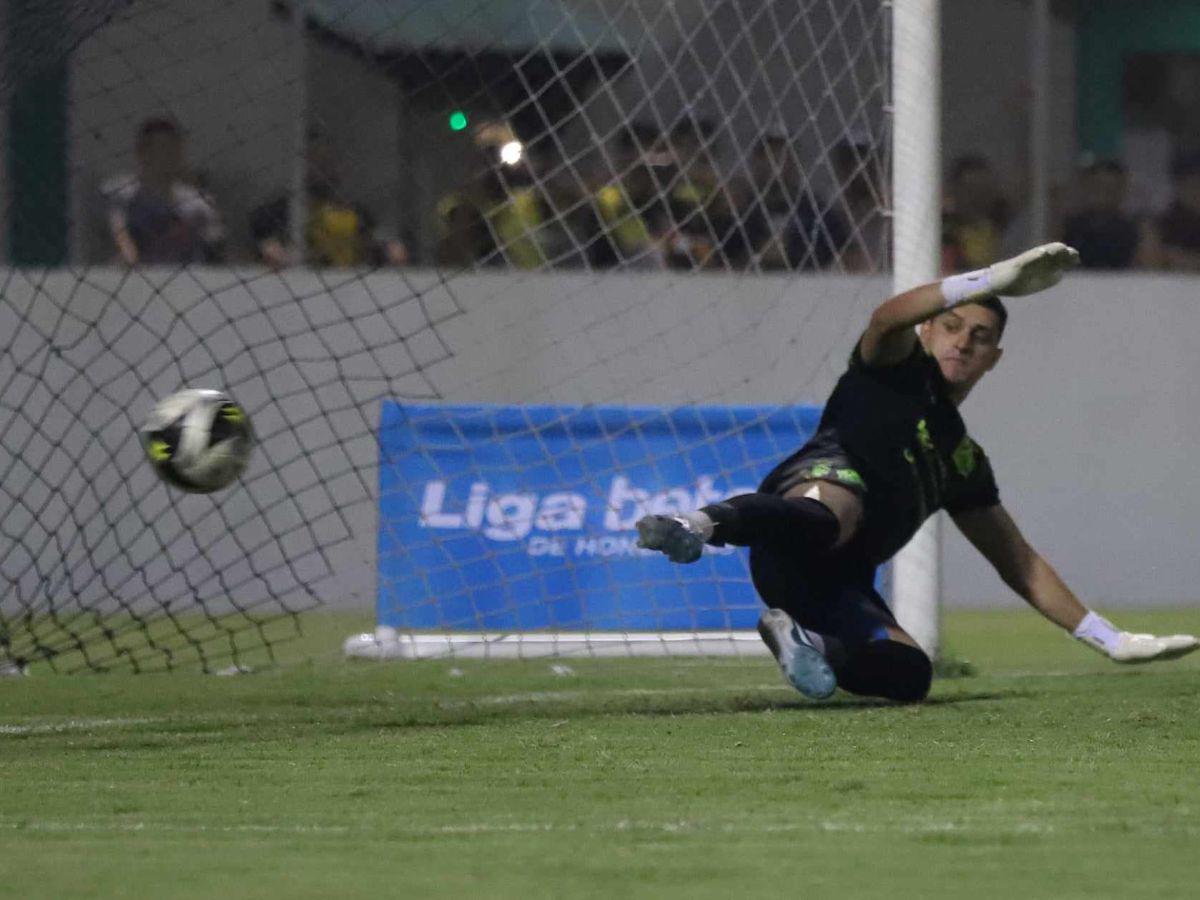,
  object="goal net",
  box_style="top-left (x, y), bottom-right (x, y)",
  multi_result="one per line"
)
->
top-left (0, 0), bottom-right (895, 671)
